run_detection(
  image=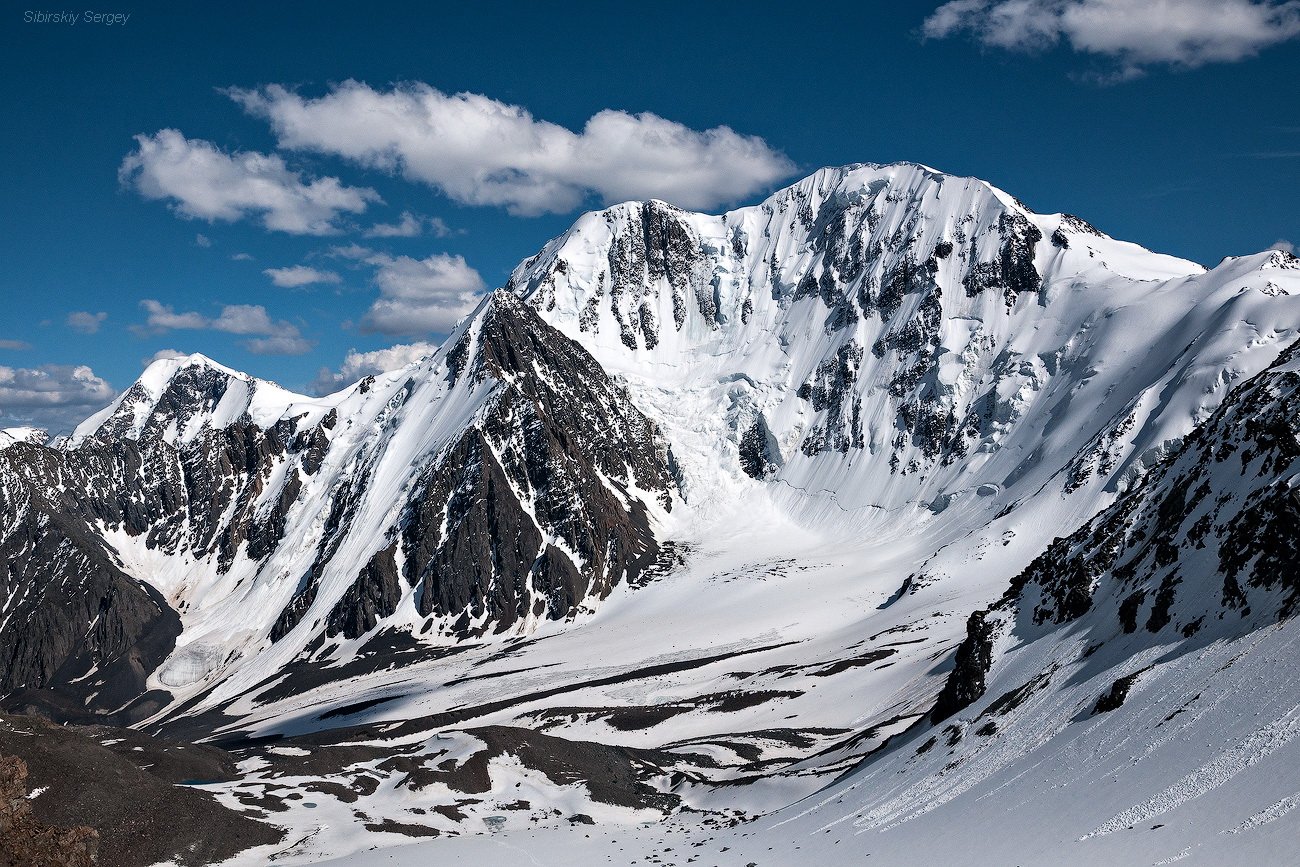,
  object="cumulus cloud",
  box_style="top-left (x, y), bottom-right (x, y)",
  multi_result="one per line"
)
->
top-left (0, 363), bottom-right (116, 433)
top-left (243, 334), bottom-right (314, 355)
top-left (359, 253), bottom-right (486, 335)
top-left (119, 129), bottom-right (381, 234)
top-left (1270, 239), bottom-right (1296, 254)
top-left (0, 339), bottom-right (31, 351)
top-left (136, 299), bottom-right (312, 355)
top-left (923, 0), bottom-right (1300, 77)
top-left (195, 233), bottom-right (213, 247)
top-left (328, 243), bottom-right (375, 260)
top-left (364, 211), bottom-right (425, 238)
top-left (310, 340), bottom-right (438, 395)
top-left (144, 348), bottom-right (189, 365)
top-left (66, 311), bottom-right (108, 334)
top-left (231, 252), bottom-right (255, 262)
top-left (228, 82), bottom-right (795, 215)
top-left (264, 265), bottom-right (342, 288)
